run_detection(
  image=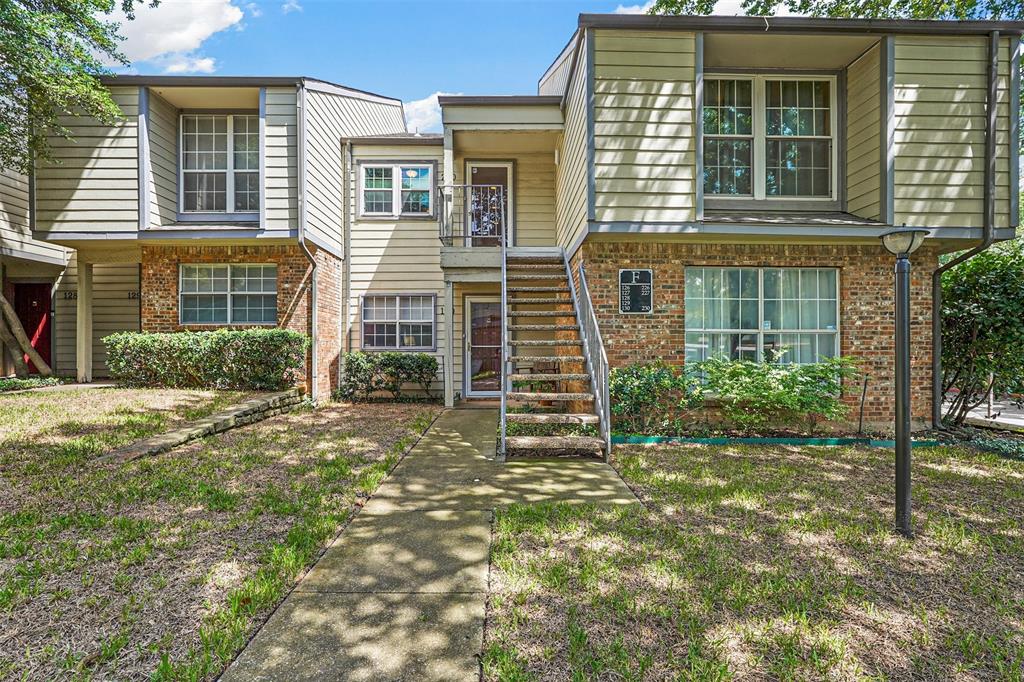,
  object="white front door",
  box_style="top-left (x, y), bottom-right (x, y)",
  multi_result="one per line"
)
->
top-left (464, 296), bottom-right (502, 398)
